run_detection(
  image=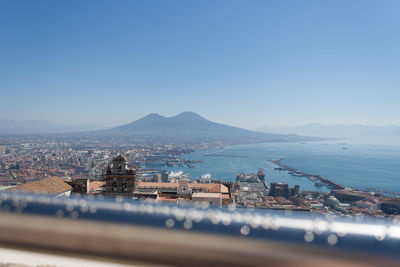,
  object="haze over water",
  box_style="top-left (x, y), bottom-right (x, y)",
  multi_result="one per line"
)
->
top-left (165, 141), bottom-right (400, 193)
